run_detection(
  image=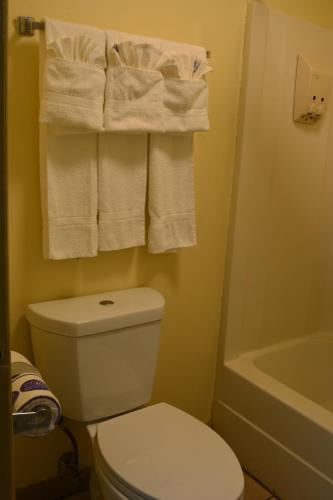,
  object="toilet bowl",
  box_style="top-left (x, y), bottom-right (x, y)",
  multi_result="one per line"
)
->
top-left (88, 403), bottom-right (244, 500)
top-left (26, 288), bottom-right (244, 500)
